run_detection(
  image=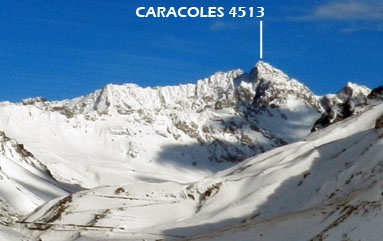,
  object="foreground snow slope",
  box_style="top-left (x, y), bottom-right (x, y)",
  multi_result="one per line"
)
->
top-left (17, 102), bottom-right (383, 241)
top-left (183, 103), bottom-right (383, 241)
